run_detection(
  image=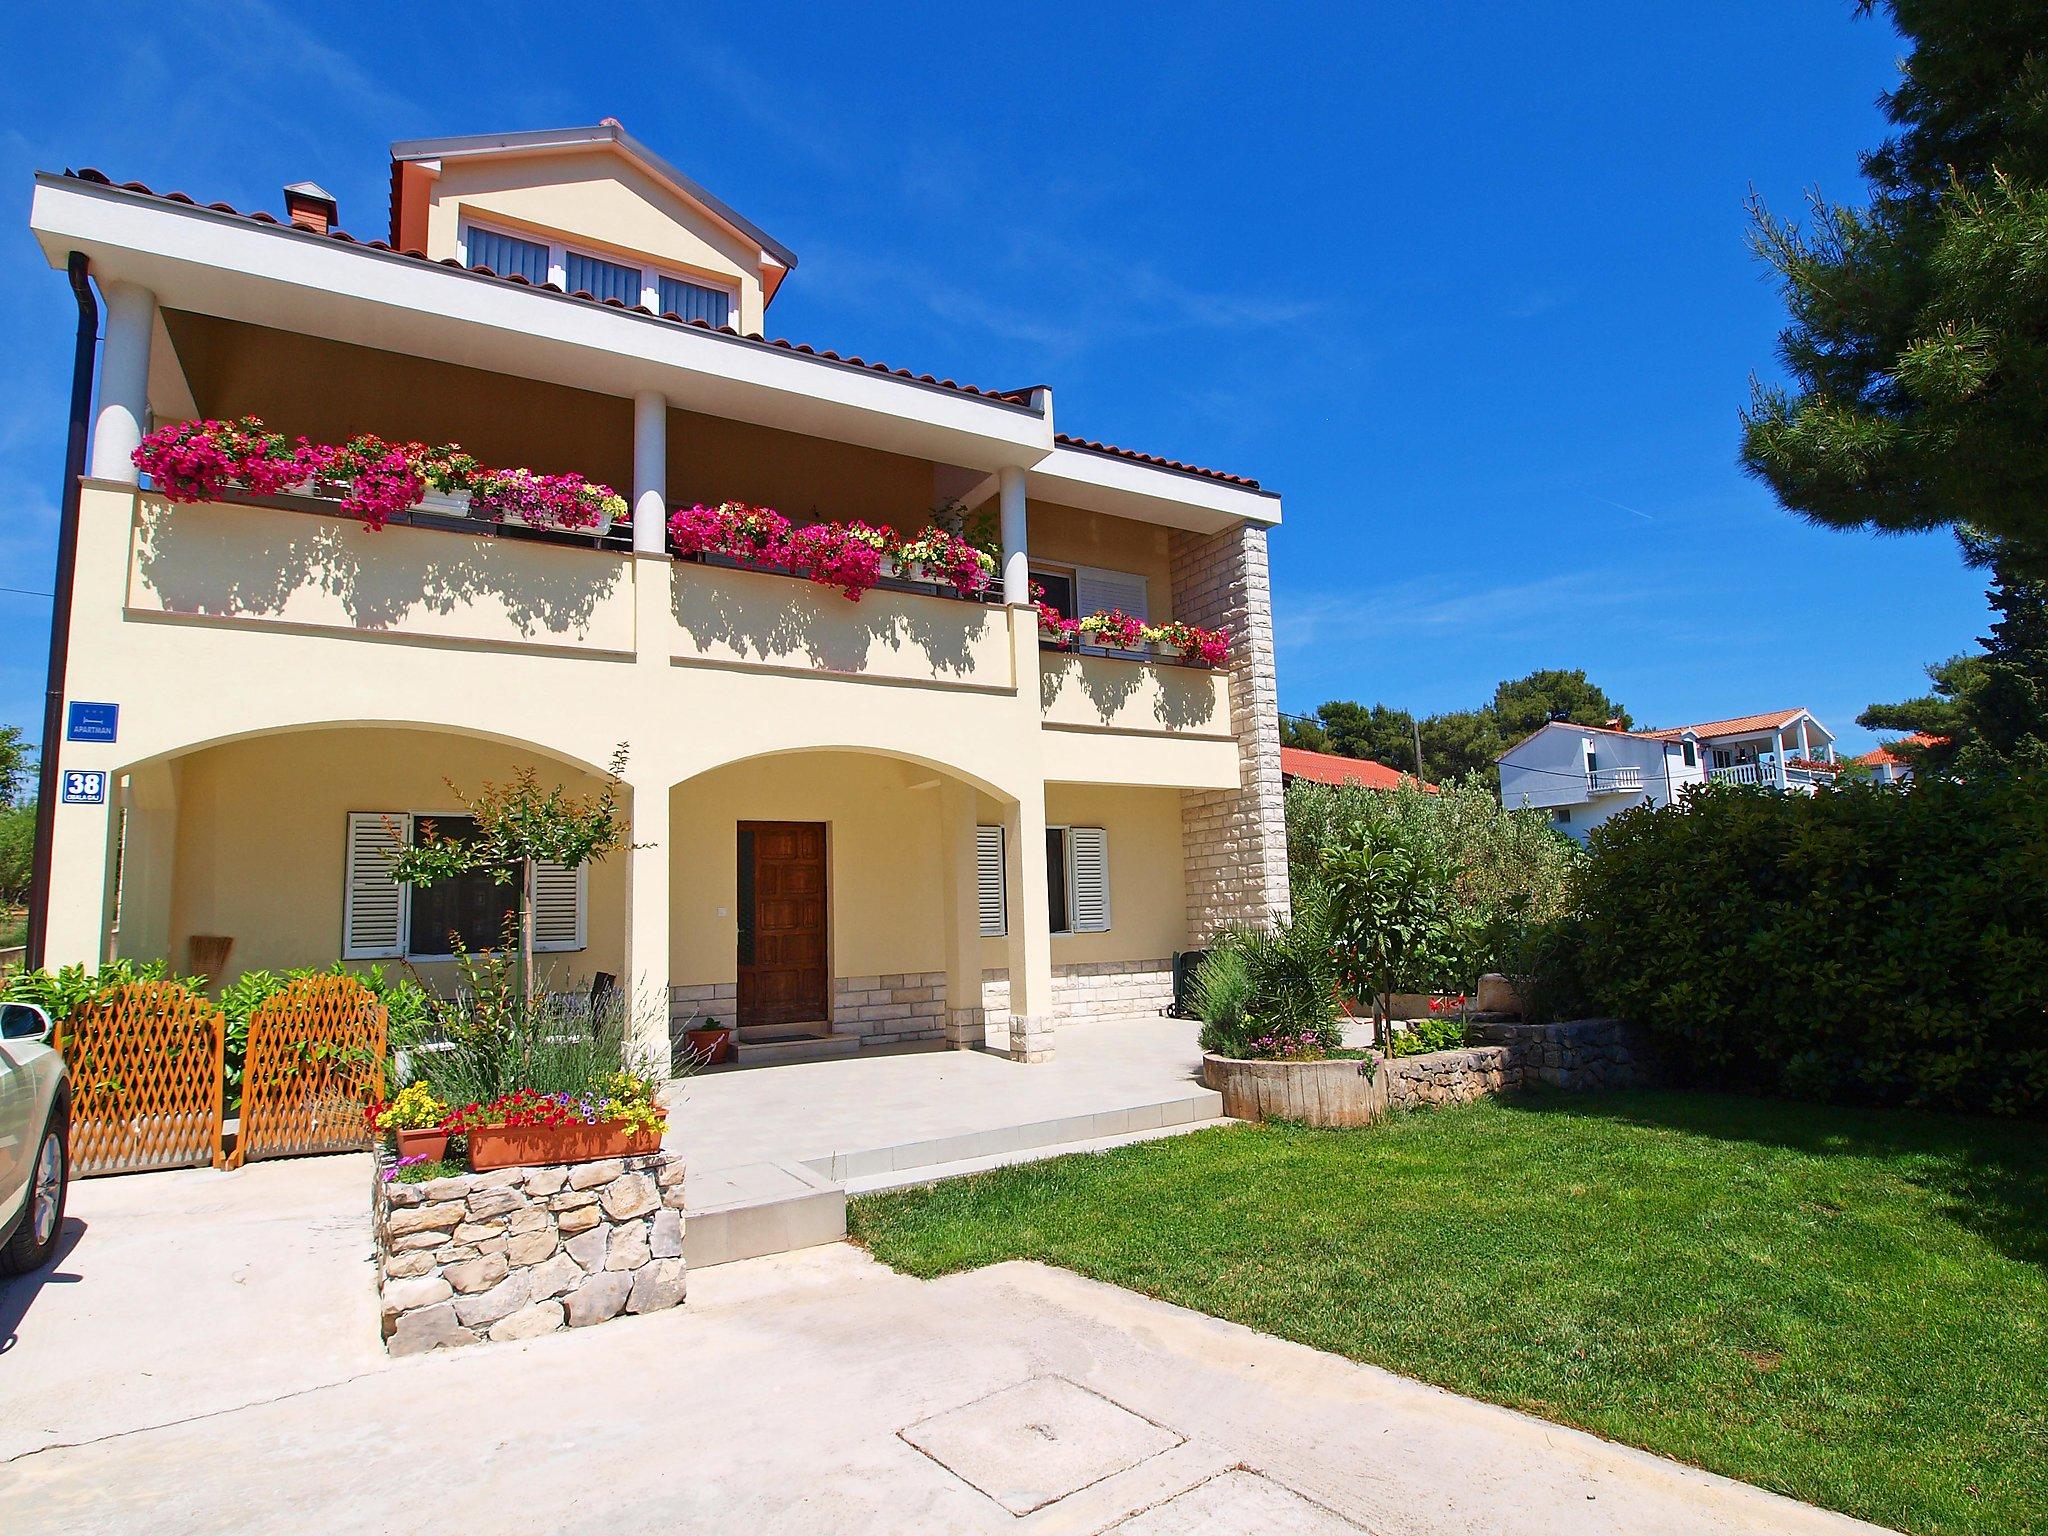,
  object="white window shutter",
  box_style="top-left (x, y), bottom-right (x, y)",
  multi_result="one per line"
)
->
top-left (1068, 826), bottom-right (1111, 932)
top-left (1075, 566), bottom-right (1149, 622)
top-left (975, 825), bottom-right (1007, 937)
top-left (344, 813), bottom-right (409, 960)
top-left (530, 859), bottom-right (587, 952)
